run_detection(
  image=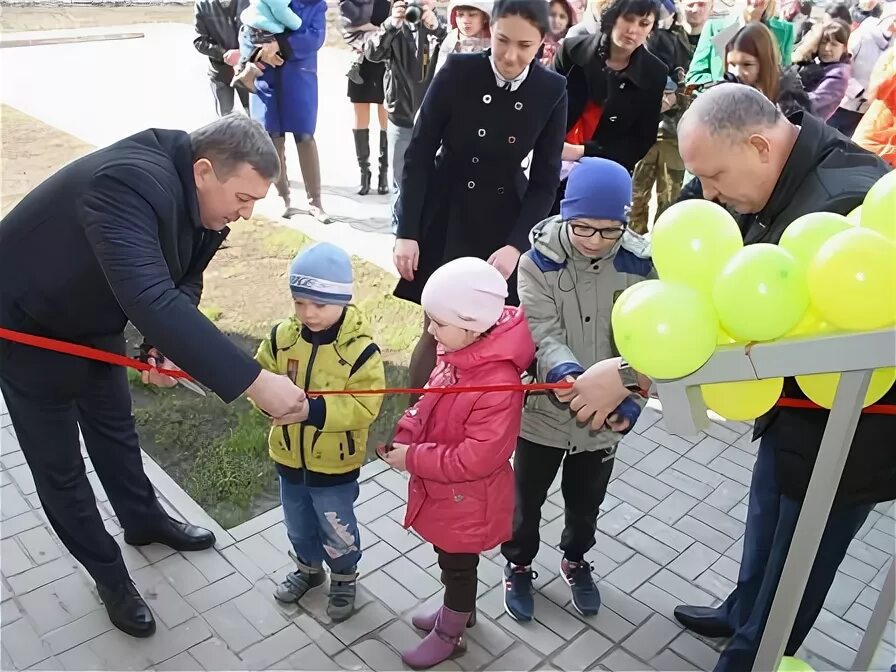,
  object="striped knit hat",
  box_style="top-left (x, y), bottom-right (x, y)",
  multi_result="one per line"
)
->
top-left (288, 242), bottom-right (353, 305)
